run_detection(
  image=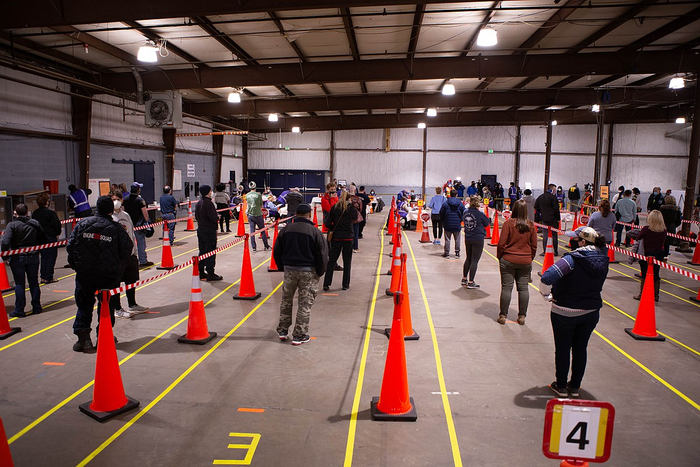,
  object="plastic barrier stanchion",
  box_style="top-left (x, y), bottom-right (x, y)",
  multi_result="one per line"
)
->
top-left (0, 417), bottom-right (14, 467)
top-left (185, 201), bottom-right (196, 231)
top-left (0, 295), bottom-right (21, 340)
top-left (233, 234), bottom-right (261, 300)
top-left (268, 221), bottom-right (281, 272)
top-left (385, 254), bottom-right (419, 340)
top-left (0, 261), bottom-right (11, 292)
top-left (371, 290), bottom-right (417, 422)
top-left (488, 211), bottom-right (500, 246)
top-left (79, 291), bottom-right (140, 421)
top-left (625, 261), bottom-right (665, 341)
top-left (156, 223), bottom-right (177, 270)
top-left (178, 257), bottom-right (217, 345)
top-left (538, 228), bottom-right (555, 277)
